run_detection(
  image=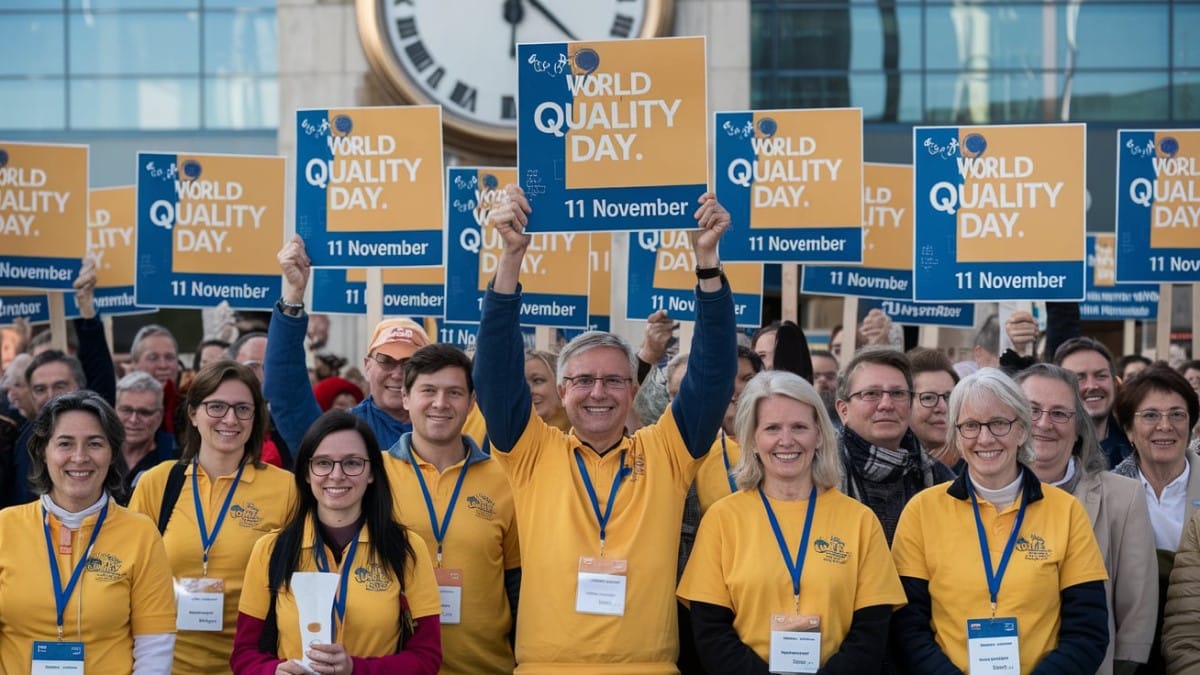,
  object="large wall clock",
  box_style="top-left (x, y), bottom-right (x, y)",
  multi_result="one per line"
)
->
top-left (357, 1), bottom-right (675, 158)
